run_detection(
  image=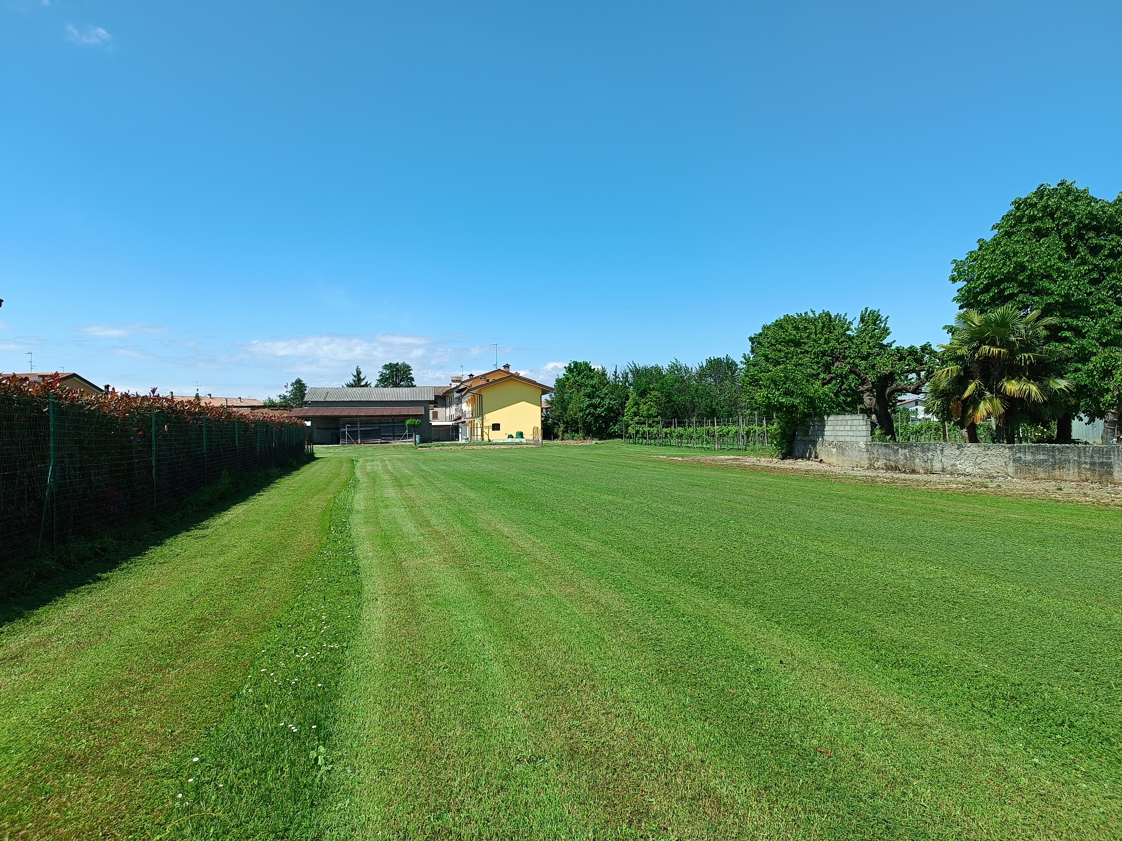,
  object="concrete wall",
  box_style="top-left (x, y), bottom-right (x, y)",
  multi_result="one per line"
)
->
top-left (793, 415), bottom-right (871, 457)
top-left (795, 433), bottom-right (1122, 484)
